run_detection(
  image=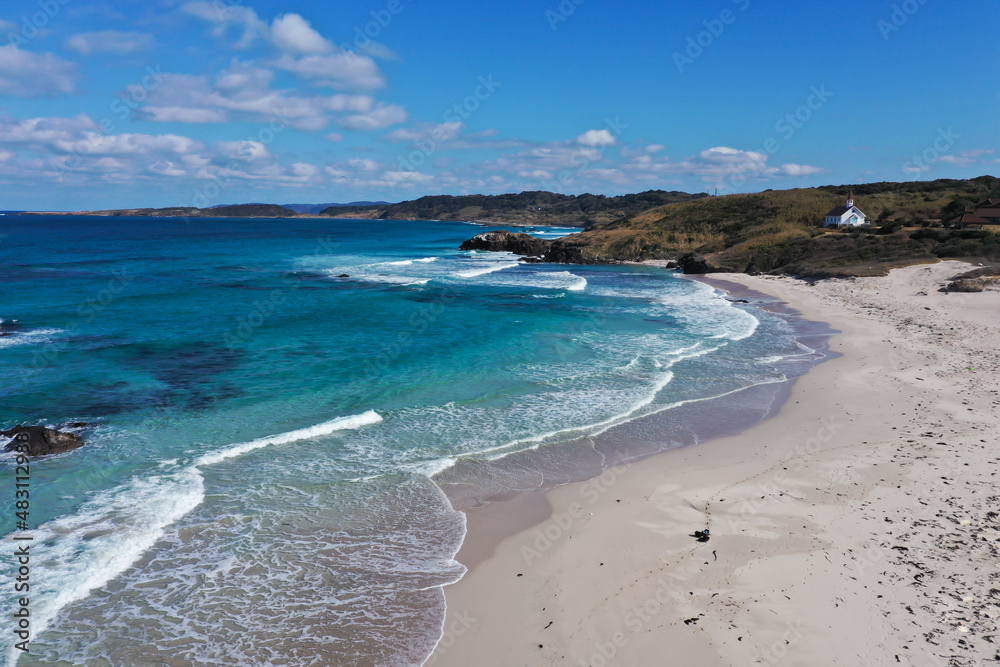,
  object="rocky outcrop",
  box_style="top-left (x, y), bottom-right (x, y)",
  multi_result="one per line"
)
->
top-left (942, 277), bottom-right (999, 293)
top-left (2, 425), bottom-right (85, 456)
top-left (459, 230), bottom-right (552, 257)
top-left (544, 240), bottom-right (594, 264)
top-left (678, 252), bottom-right (741, 275)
